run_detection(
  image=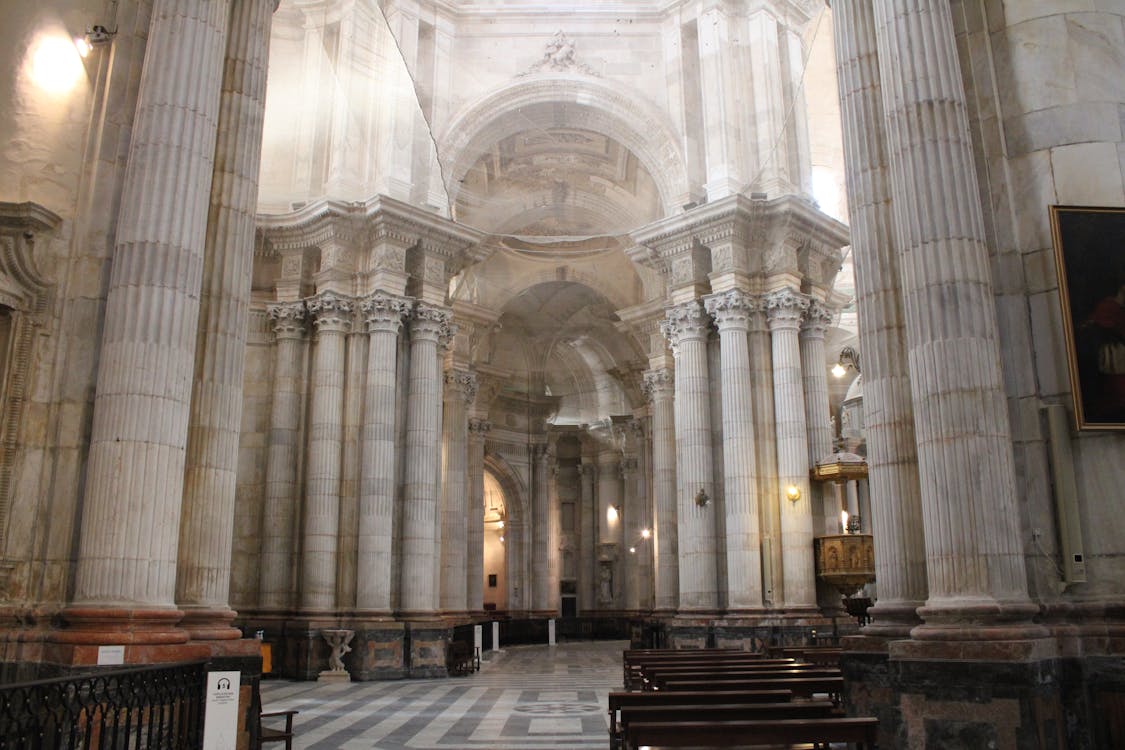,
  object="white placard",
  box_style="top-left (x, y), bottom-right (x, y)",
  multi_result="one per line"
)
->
top-left (202, 671), bottom-right (241, 750)
top-left (548, 618), bottom-right (556, 646)
top-left (492, 621), bottom-right (500, 652)
top-left (473, 624), bottom-right (482, 651)
top-left (96, 645), bottom-right (124, 665)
